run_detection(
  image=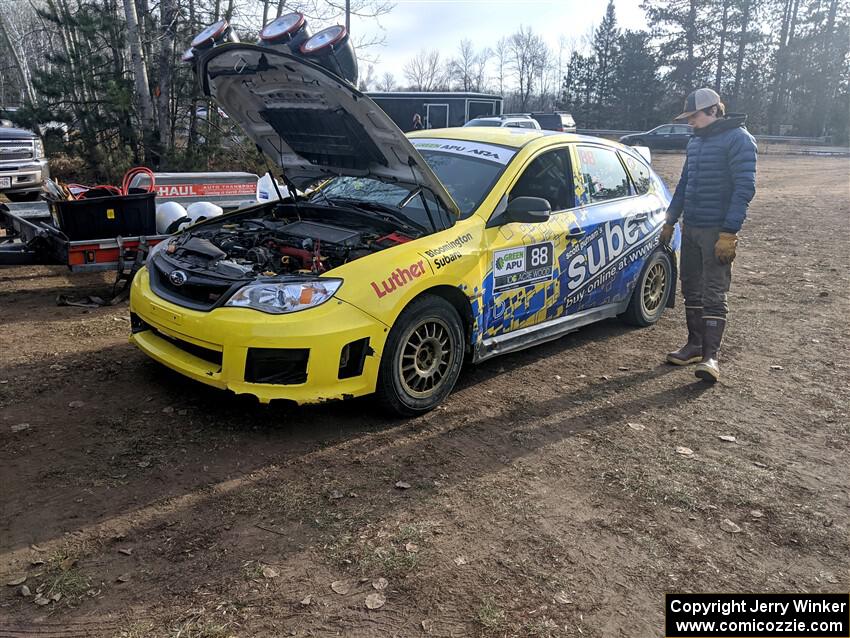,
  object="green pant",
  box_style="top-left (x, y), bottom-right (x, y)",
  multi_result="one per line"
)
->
top-left (680, 225), bottom-right (733, 319)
